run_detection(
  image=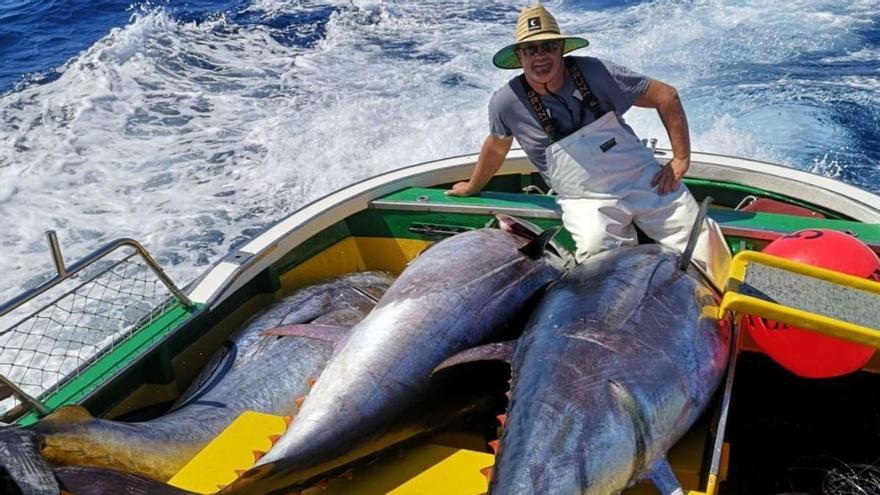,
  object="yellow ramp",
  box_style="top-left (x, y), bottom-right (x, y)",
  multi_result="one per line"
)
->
top-left (303, 443), bottom-right (493, 495)
top-left (168, 411), bottom-right (290, 494)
